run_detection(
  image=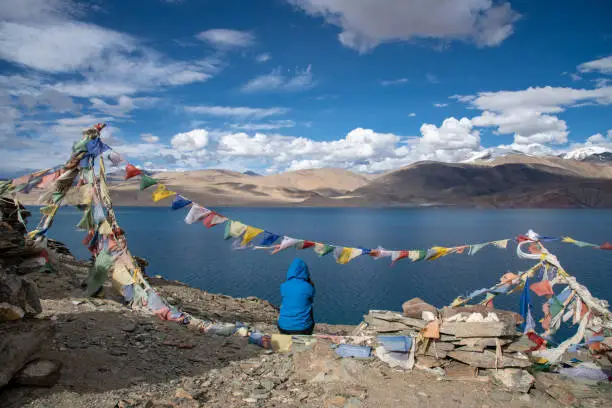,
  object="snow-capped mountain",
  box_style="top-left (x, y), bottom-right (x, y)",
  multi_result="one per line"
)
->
top-left (563, 146), bottom-right (612, 162)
